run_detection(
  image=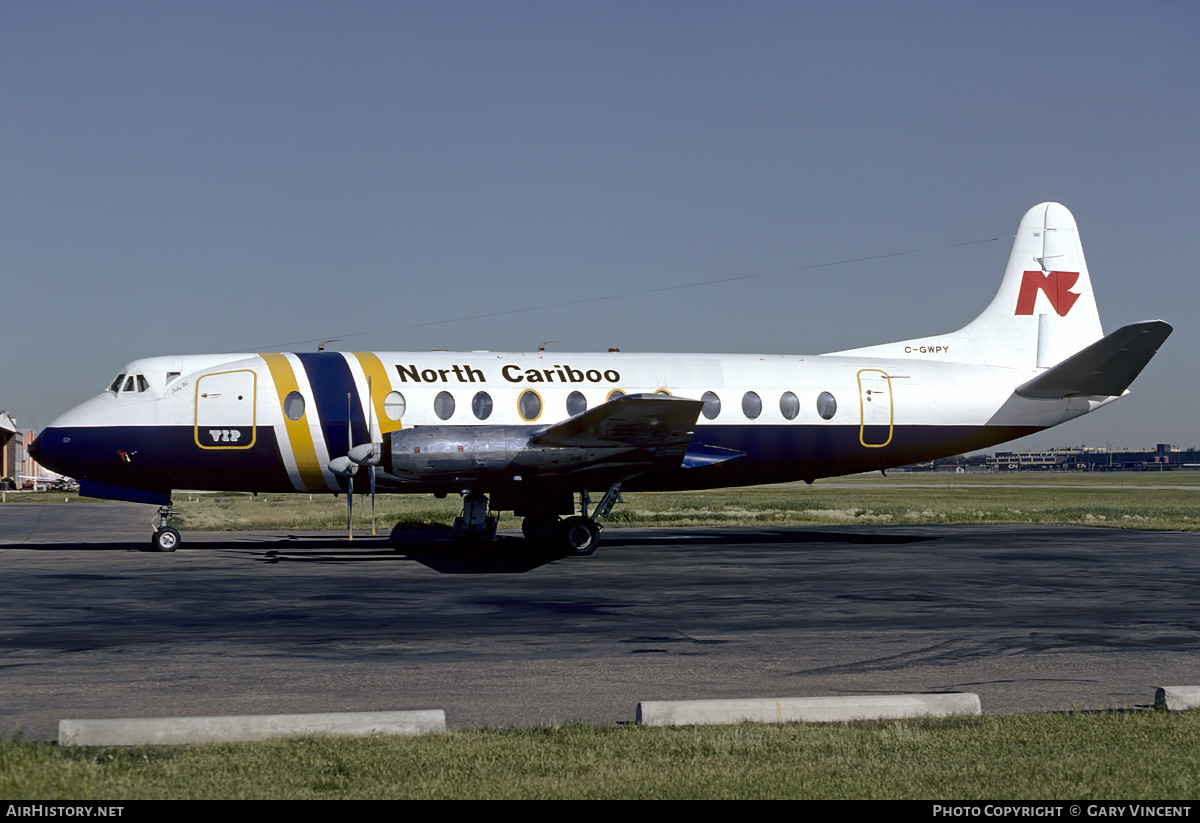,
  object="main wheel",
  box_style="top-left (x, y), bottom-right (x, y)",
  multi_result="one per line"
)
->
top-left (150, 527), bottom-right (180, 552)
top-left (558, 516), bottom-right (600, 556)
